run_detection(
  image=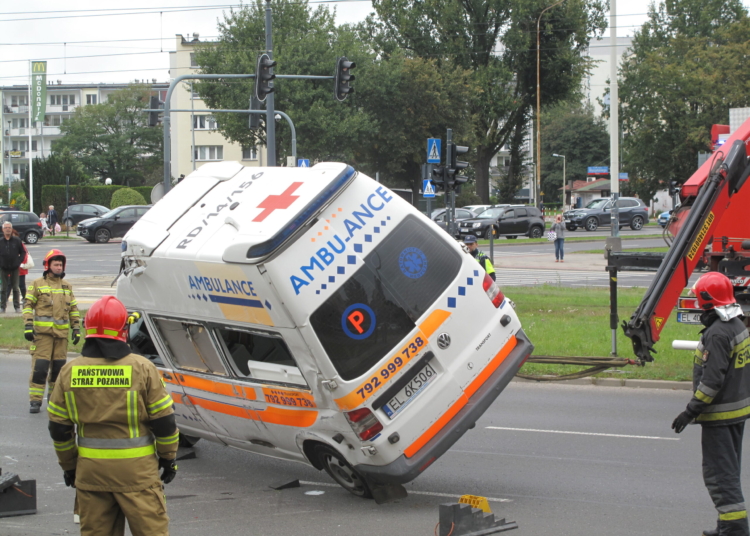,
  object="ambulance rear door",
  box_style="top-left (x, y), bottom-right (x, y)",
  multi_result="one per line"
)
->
top-left (148, 315), bottom-right (266, 448)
